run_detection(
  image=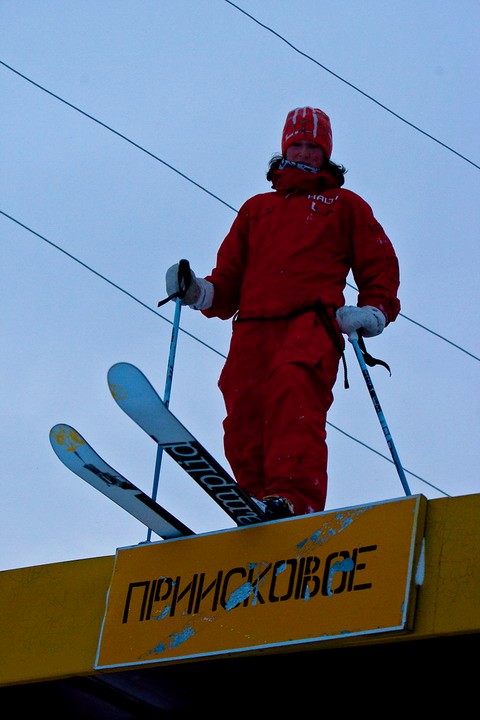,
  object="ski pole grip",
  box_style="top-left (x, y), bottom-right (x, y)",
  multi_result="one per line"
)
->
top-left (157, 259), bottom-right (192, 307)
top-left (348, 330), bottom-right (359, 343)
top-left (177, 259), bottom-right (192, 299)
